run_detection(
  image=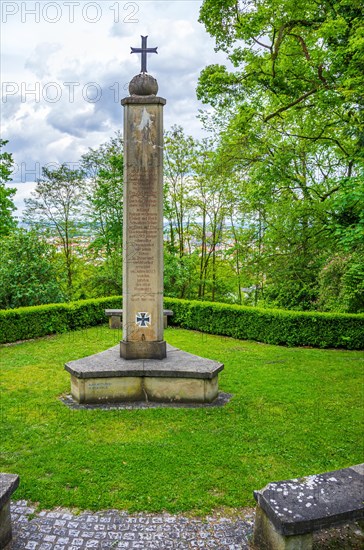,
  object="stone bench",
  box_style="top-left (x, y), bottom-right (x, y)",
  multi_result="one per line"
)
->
top-left (105, 309), bottom-right (173, 330)
top-left (253, 464), bottom-right (364, 549)
top-left (0, 473), bottom-right (19, 549)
